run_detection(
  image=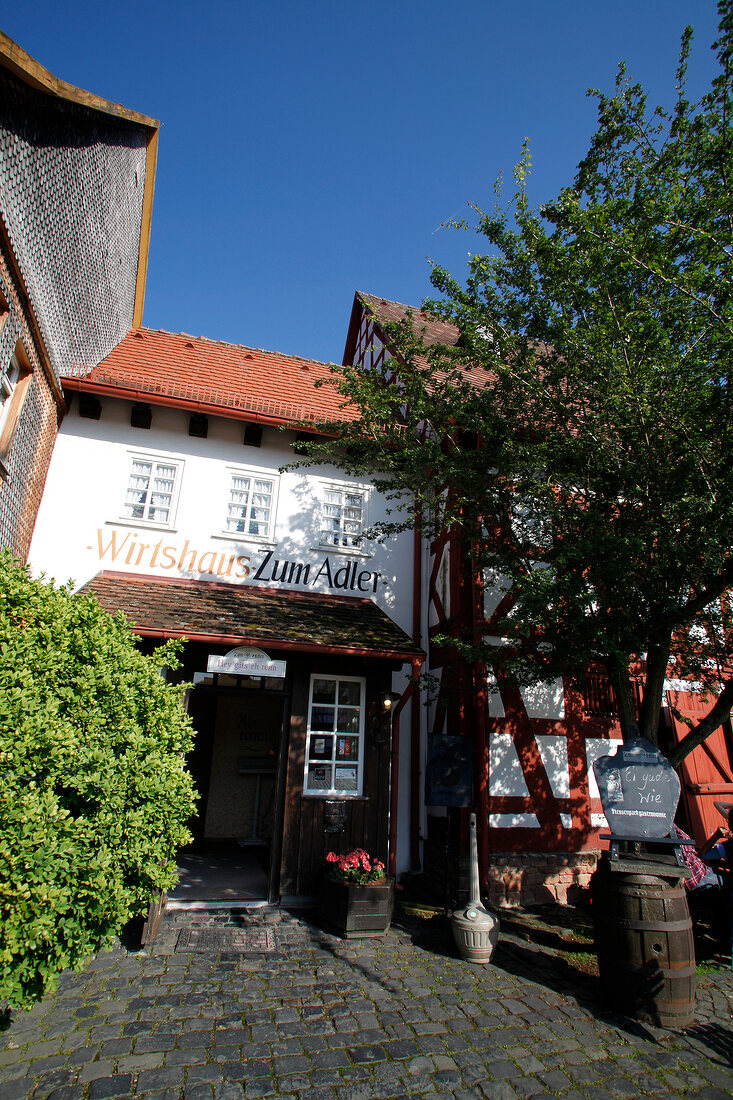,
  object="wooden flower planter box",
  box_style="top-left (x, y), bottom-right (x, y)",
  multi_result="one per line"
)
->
top-left (318, 876), bottom-right (395, 938)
